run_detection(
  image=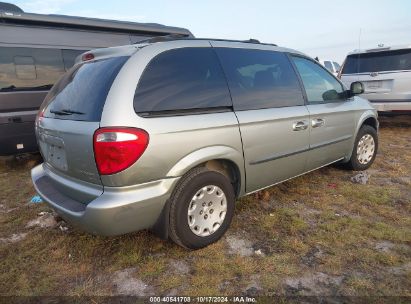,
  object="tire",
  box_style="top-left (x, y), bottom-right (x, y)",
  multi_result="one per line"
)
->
top-left (168, 166), bottom-right (235, 249)
top-left (345, 125), bottom-right (378, 170)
